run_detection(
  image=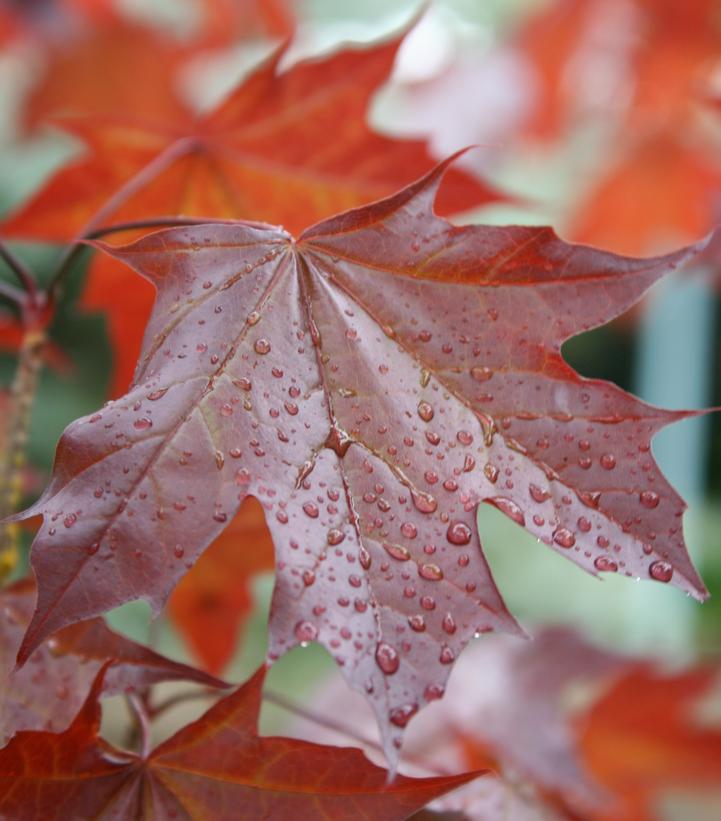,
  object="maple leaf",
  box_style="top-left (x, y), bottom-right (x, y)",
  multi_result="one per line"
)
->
top-left (0, 664), bottom-right (478, 820)
top-left (168, 496), bottom-right (275, 674)
top-left (0, 579), bottom-right (225, 746)
top-left (9, 156), bottom-right (713, 764)
top-left (4, 33), bottom-right (502, 397)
